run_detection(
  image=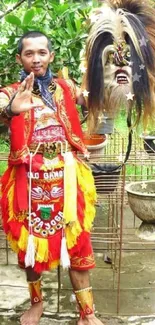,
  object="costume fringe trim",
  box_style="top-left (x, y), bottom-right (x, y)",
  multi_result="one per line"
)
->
top-left (63, 151), bottom-right (77, 224)
top-left (4, 157), bottom-right (96, 269)
top-left (8, 183), bottom-right (15, 222)
top-left (65, 220), bottom-right (82, 250)
top-left (25, 234), bottom-right (35, 268)
top-left (49, 259), bottom-right (60, 269)
top-left (7, 232), bottom-right (19, 253)
top-left (5, 167), bottom-right (16, 223)
top-left (76, 161), bottom-right (96, 231)
top-left (65, 160), bottom-right (96, 250)
top-left (60, 235), bottom-right (71, 269)
top-left (8, 226), bottom-right (49, 264)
